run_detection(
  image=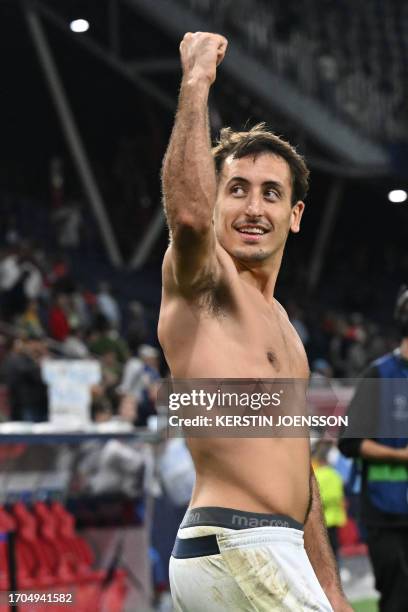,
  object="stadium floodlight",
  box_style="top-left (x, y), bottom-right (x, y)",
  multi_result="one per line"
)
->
top-left (70, 19), bottom-right (90, 33)
top-left (388, 189), bottom-right (407, 203)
